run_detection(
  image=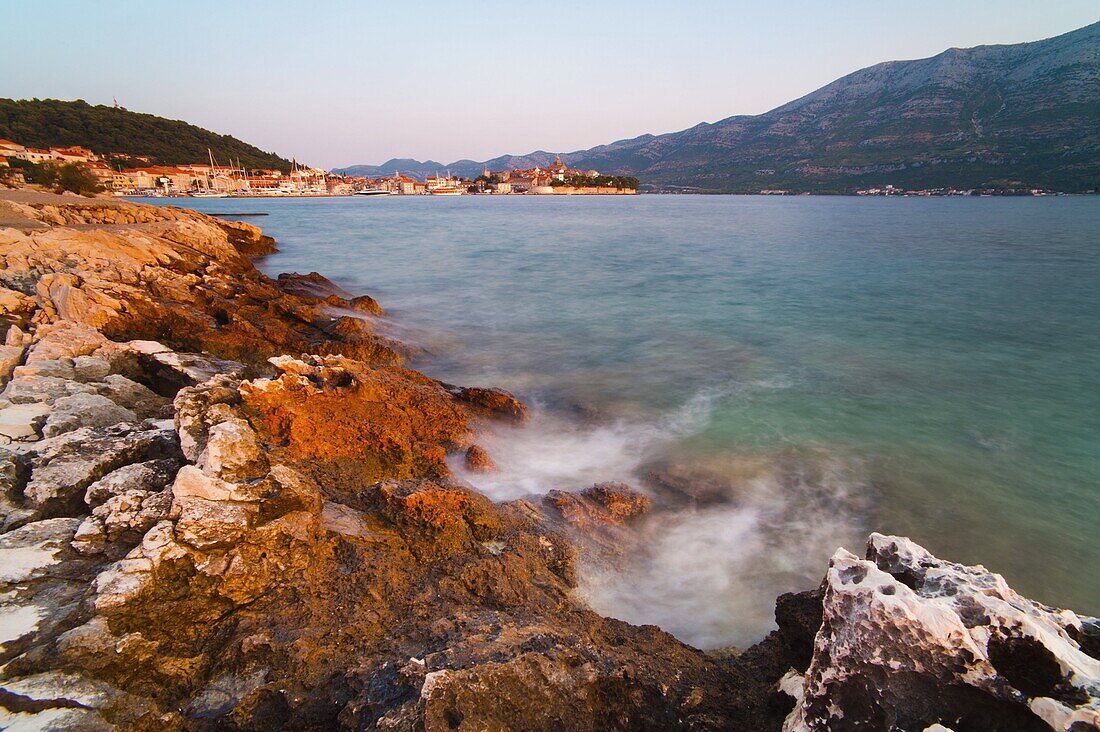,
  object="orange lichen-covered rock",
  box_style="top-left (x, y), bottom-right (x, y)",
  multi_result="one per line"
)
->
top-left (239, 355), bottom-right (474, 482)
top-left (464, 444), bottom-right (497, 472)
top-left (544, 482), bottom-right (652, 529)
